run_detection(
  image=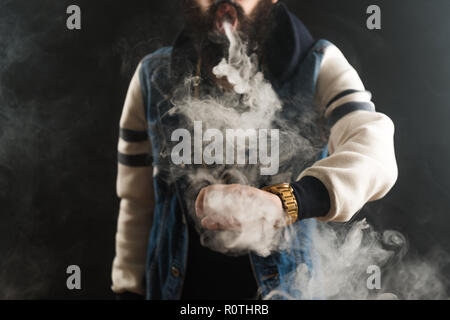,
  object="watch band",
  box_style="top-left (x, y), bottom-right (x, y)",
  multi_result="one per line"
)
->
top-left (262, 183), bottom-right (299, 225)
